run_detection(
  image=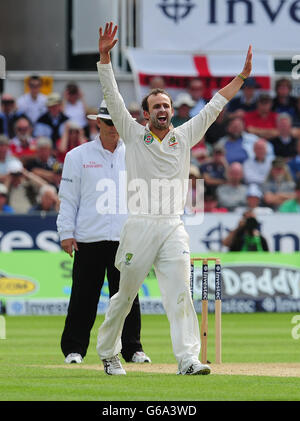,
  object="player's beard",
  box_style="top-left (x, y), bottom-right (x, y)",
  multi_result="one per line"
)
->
top-left (150, 112), bottom-right (172, 130)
